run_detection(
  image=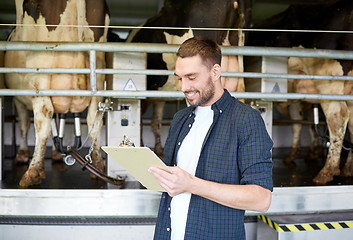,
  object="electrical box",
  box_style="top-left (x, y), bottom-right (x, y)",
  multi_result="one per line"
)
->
top-left (261, 56), bottom-right (288, 98)
top-left (251, 101), bottom-right (273, 138)
top-left (106, 52), bottom-right (146, 182)
top-left (259, 56), bottom-right (288, 137)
